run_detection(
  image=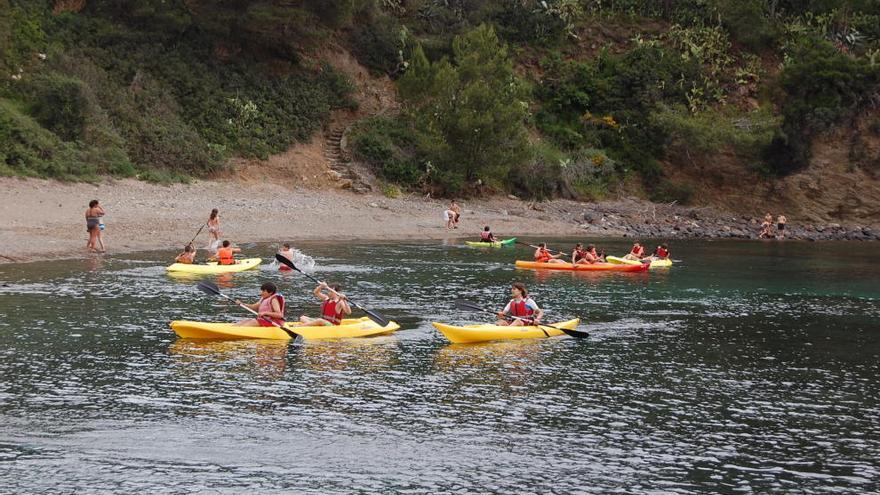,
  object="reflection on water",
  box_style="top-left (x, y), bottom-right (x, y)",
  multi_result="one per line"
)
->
top-left (0, 239), bottom-right (878, 493)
